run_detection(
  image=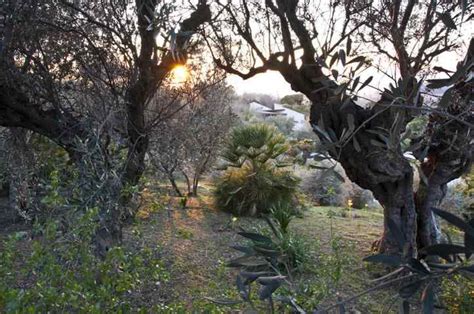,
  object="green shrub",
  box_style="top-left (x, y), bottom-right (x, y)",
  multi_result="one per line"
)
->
top-left (228, 215), bottom-right (308, 274)
top-left (0, 208), bottom-right (168, 312)
top-left (301, 169), bottom-right (346, 206)
top-left (214, 123), bottom-right (300, 216)
top-left (216, 215), bottom-right (309, 312)
top-left (350, 185), bottom-right (376, 209)
top-left (270, 202), bottom-right (298, 234)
